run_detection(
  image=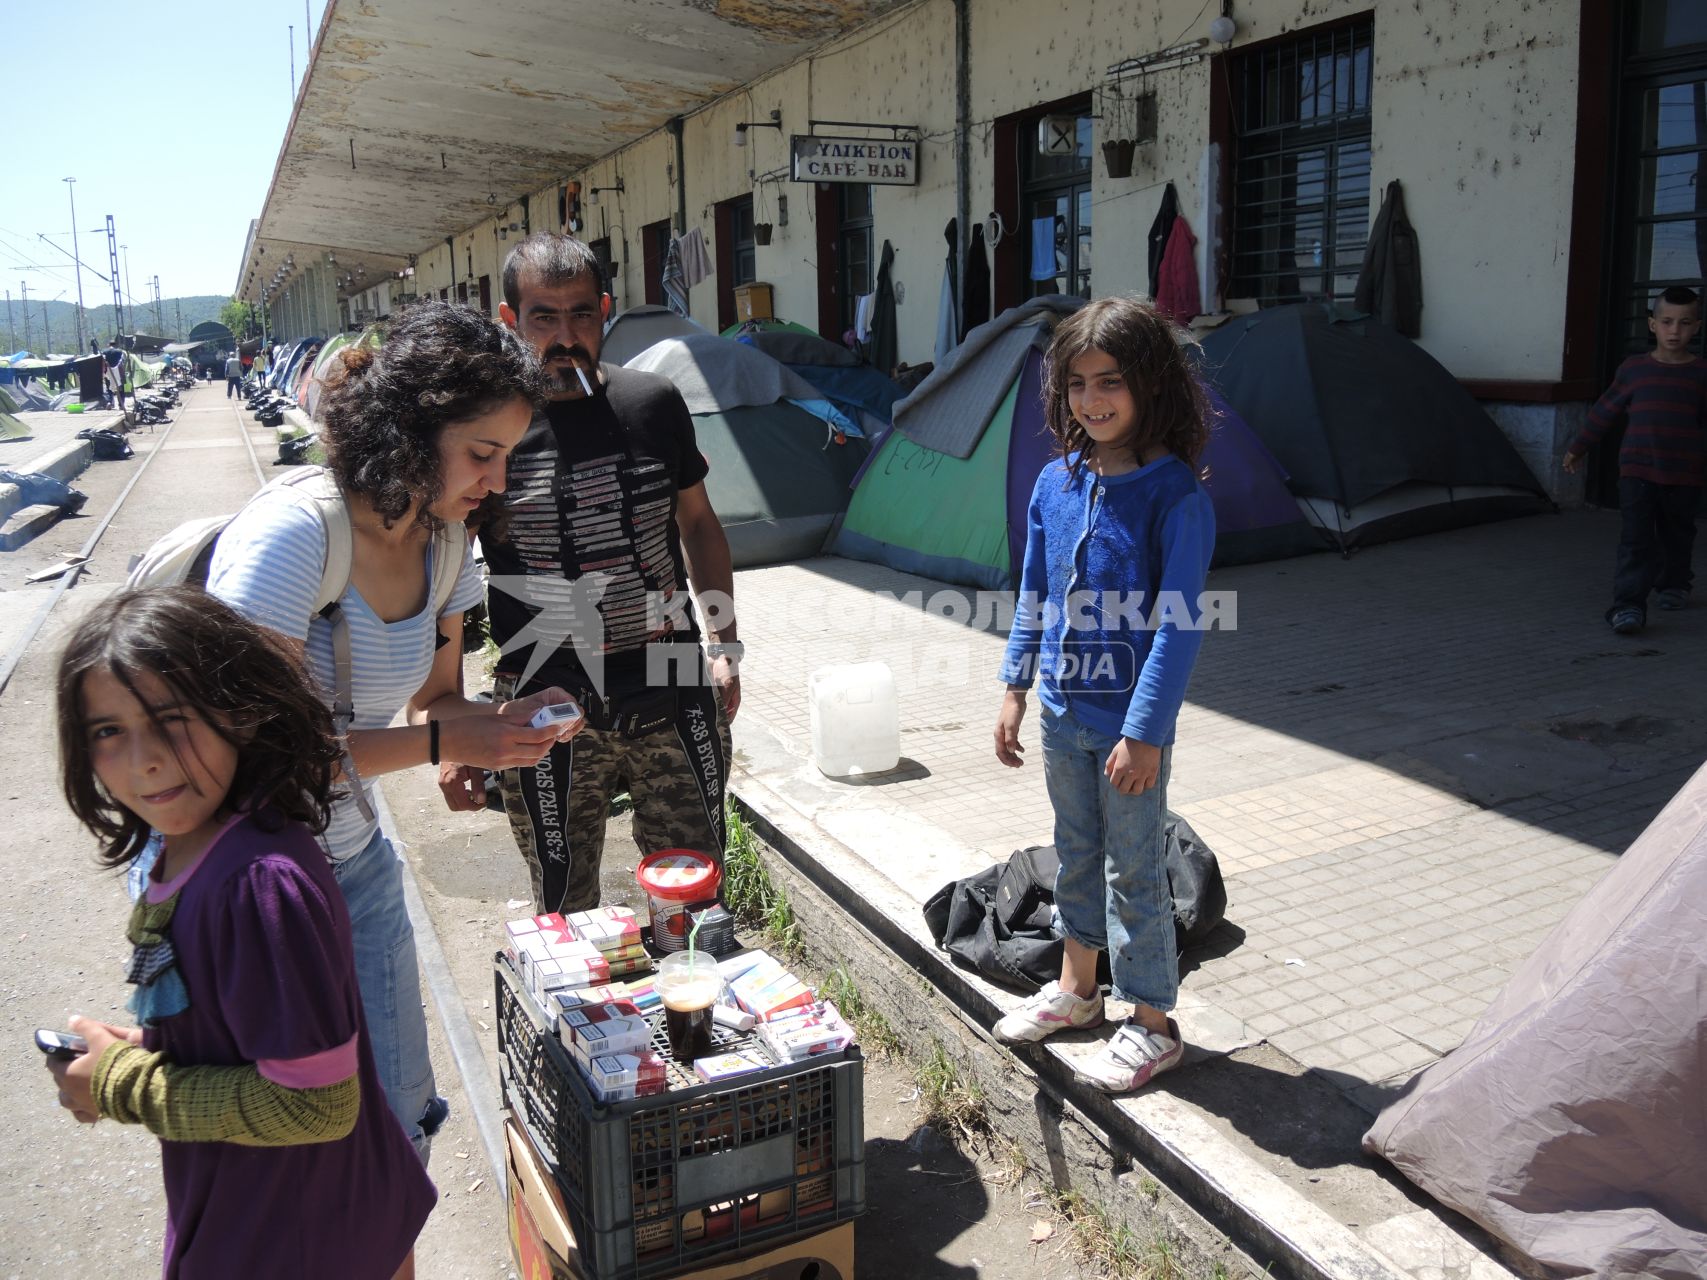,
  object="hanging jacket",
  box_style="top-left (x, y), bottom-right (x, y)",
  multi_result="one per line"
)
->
top-left (936, 219), bottom-right (960, 366)
top-left (871, 240), bottom-right (898, 378)
top-left (1147, 182), bottom-right (1180, 299)
top-left (1155, 217), bottom-right (1200, 323)
top-left (1353, 180), bottom-right (1422, 338)
top-left (962, 223), bottom-right (991, 338)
